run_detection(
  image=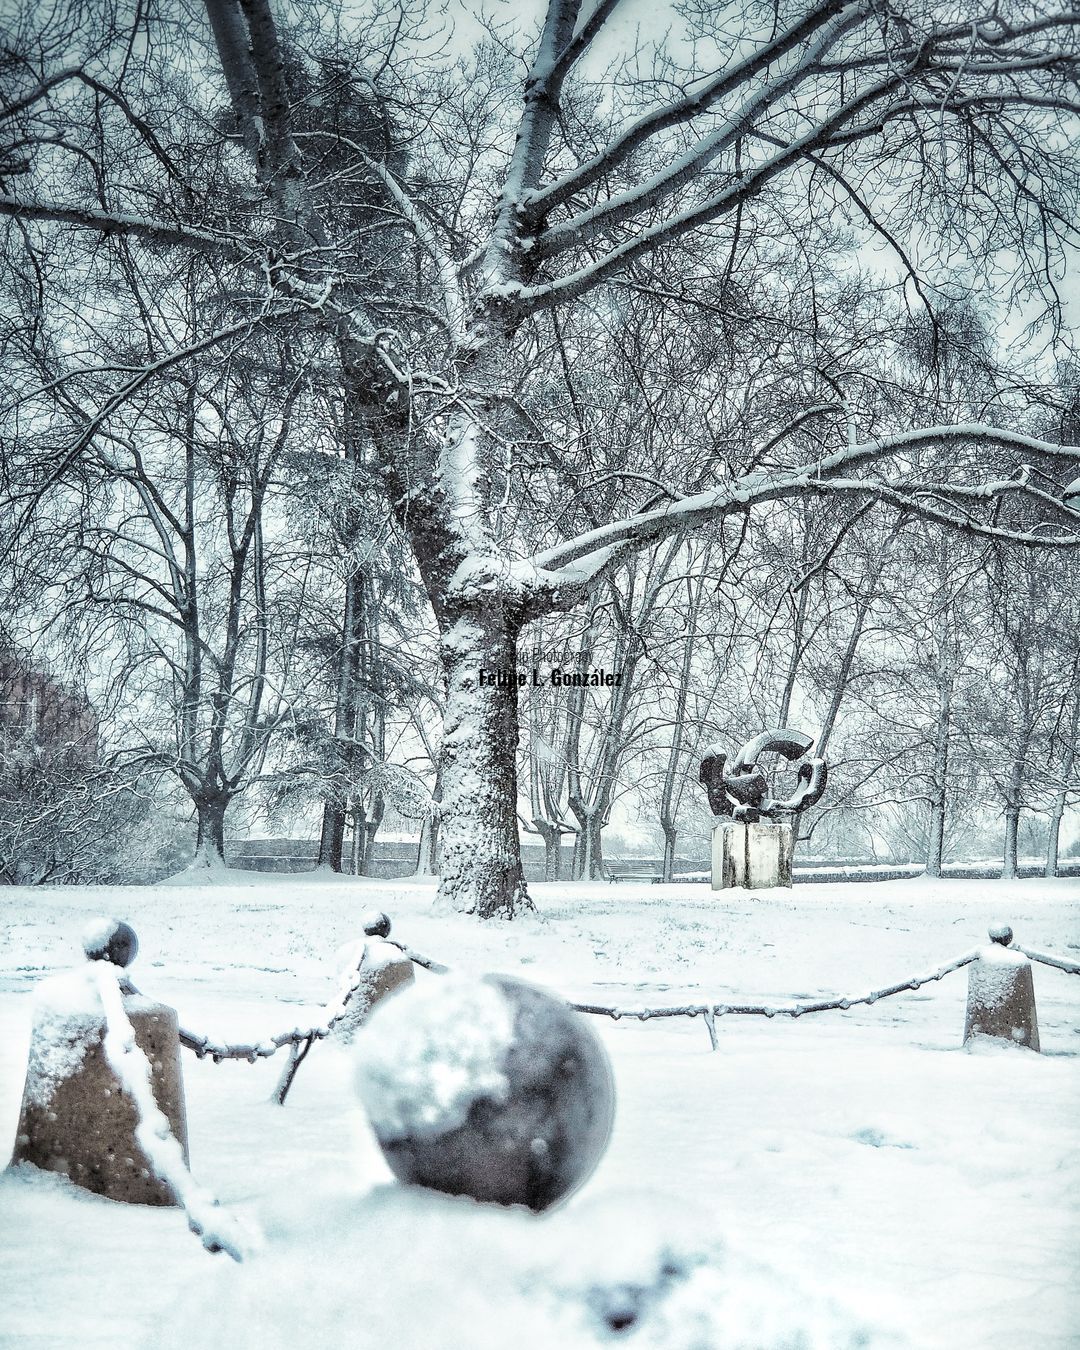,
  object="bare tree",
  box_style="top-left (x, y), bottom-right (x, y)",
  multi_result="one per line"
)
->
top-left (2, 0), bottom-right (1080, 914)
